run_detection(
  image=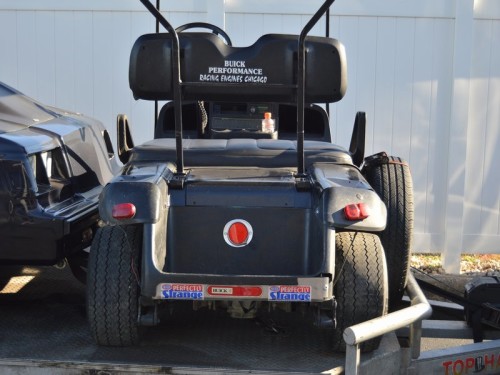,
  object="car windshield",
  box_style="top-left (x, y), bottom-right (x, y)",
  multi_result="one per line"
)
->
top-left (28, 147), bottom-right (70, 194)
